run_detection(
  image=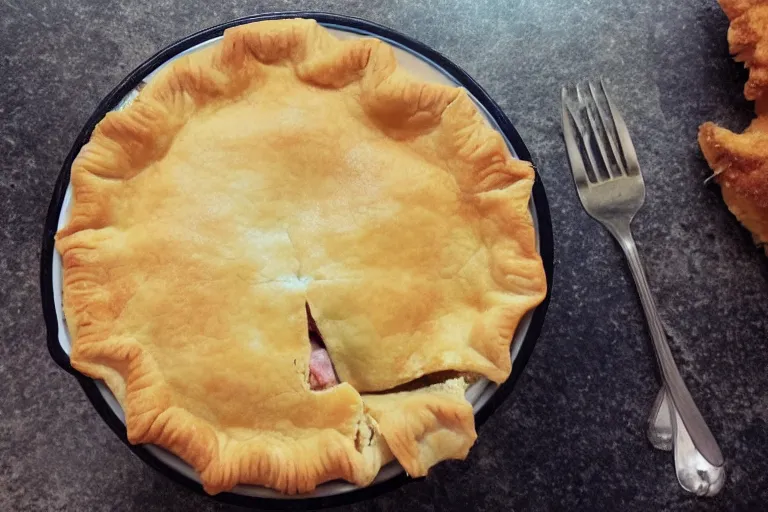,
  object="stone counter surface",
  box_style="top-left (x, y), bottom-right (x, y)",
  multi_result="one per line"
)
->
top-left (2, 0), bottom-right (768, 510)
